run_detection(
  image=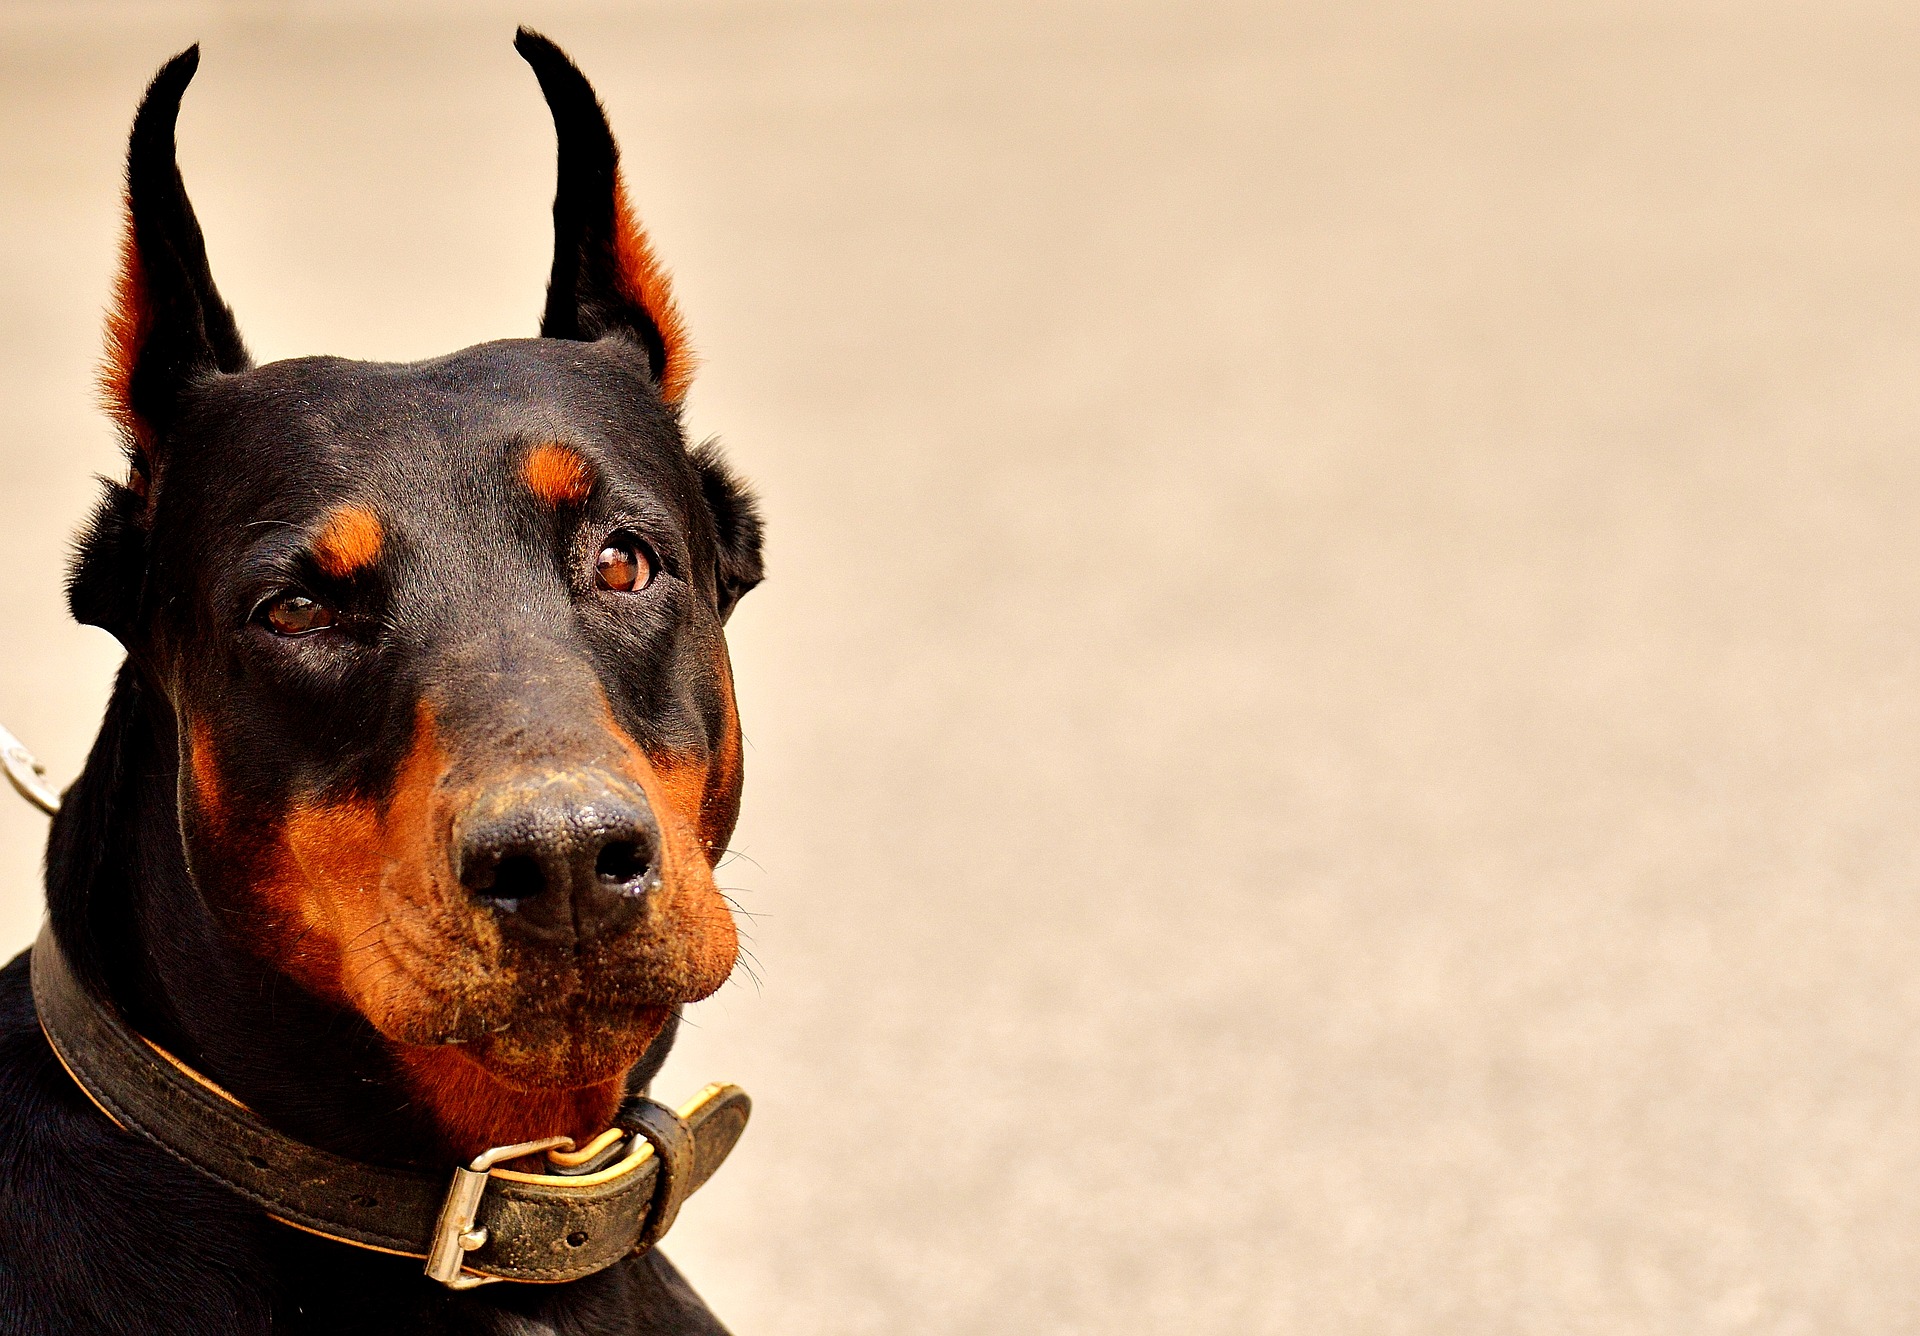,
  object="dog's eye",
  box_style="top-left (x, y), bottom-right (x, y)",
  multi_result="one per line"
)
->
top-left (594, 538), bottom-right (652, 593)
top-left (262, 594), bottom-right (335, 636)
